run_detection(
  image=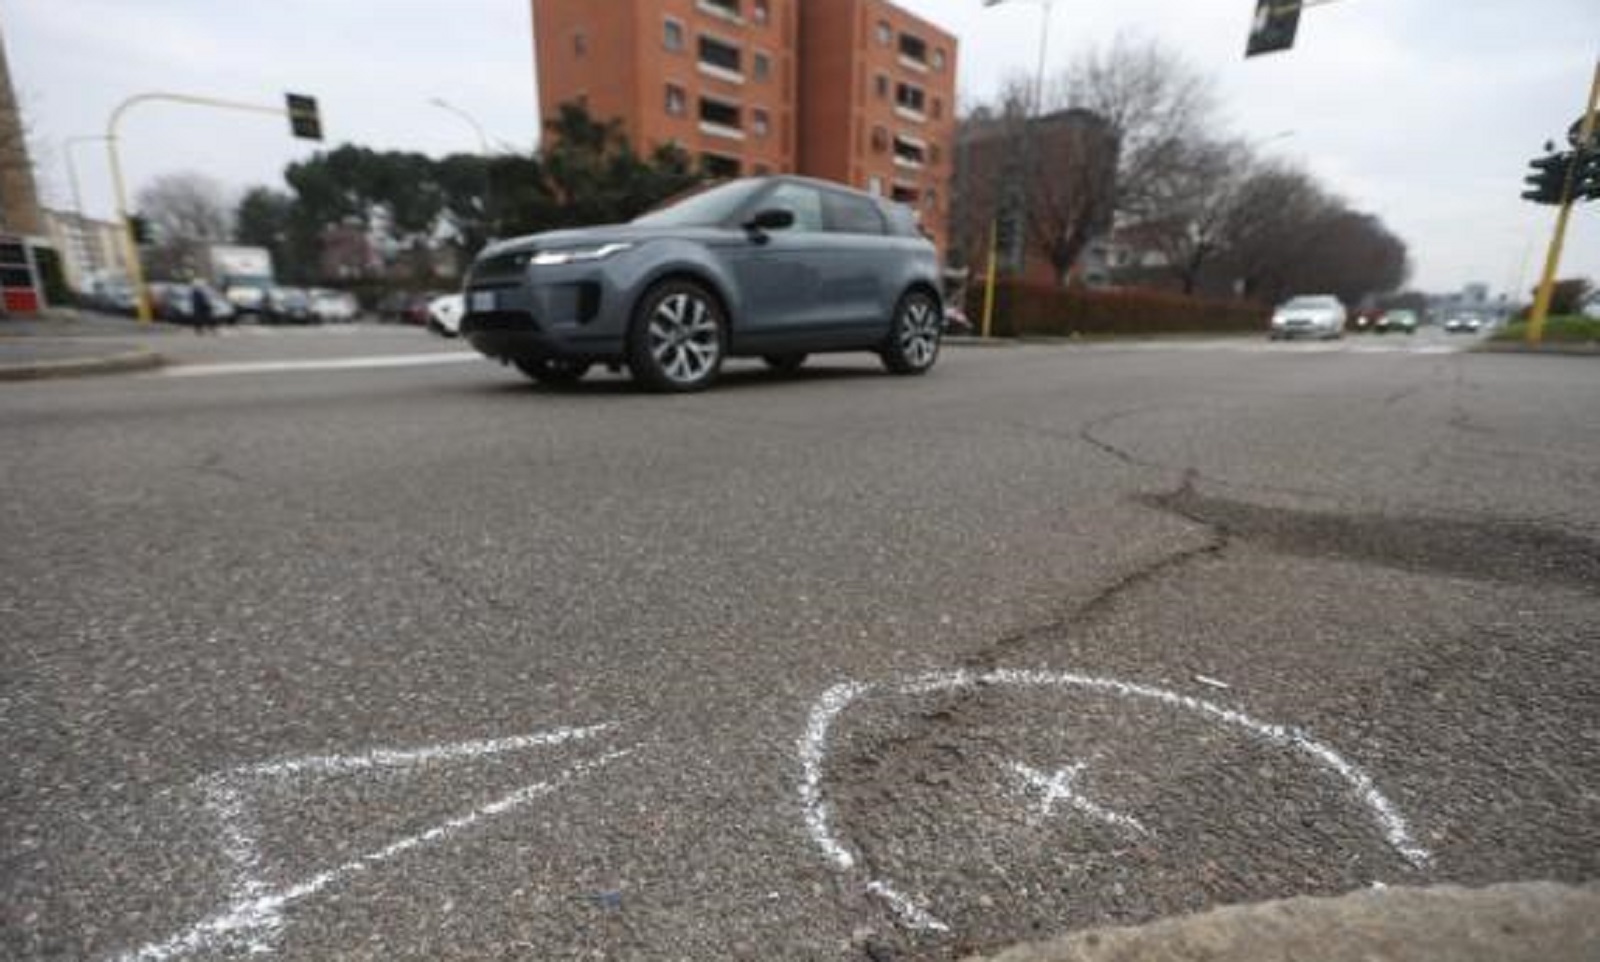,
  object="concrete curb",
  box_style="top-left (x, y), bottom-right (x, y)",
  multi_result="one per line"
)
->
top-left (0, 348), bottom-right (165, 382)
top-left (1476, 340), bottom-right (1600, 356)
top-left (963, 882), bottom-right (1600, 962)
